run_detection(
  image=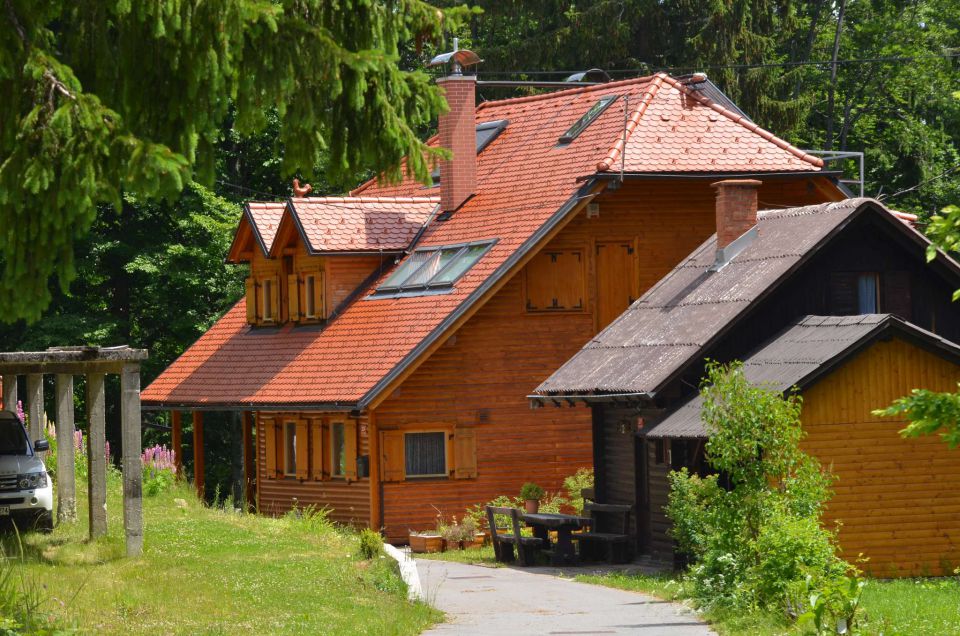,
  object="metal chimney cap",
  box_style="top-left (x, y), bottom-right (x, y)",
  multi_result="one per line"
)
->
top-left (681, 72), bottom-right (709, 85)
top-left (428, 38), bottom-right (482, 75)
top-left (564, 68), bottom-right (612, 83)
